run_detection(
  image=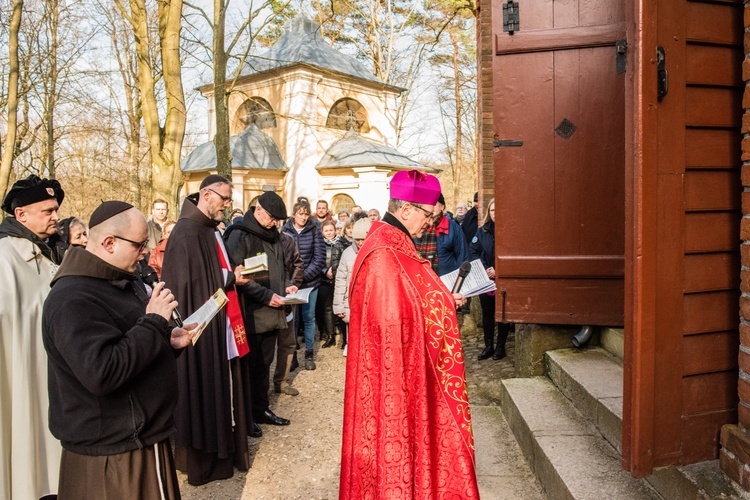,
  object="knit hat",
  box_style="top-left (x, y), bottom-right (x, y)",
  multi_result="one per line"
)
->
top-left (389, 170), bottom-right (441, 205)
top-left (257, 191), bottom-right (287, 220)
top-left (2, 175), bottom-right (64, 214)
top-left (200, 174), bottom-right (230, 189)
top-left (352, 218), bottom-right (372, 239)
top-left (89, 201), bottom-right (134, 228)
